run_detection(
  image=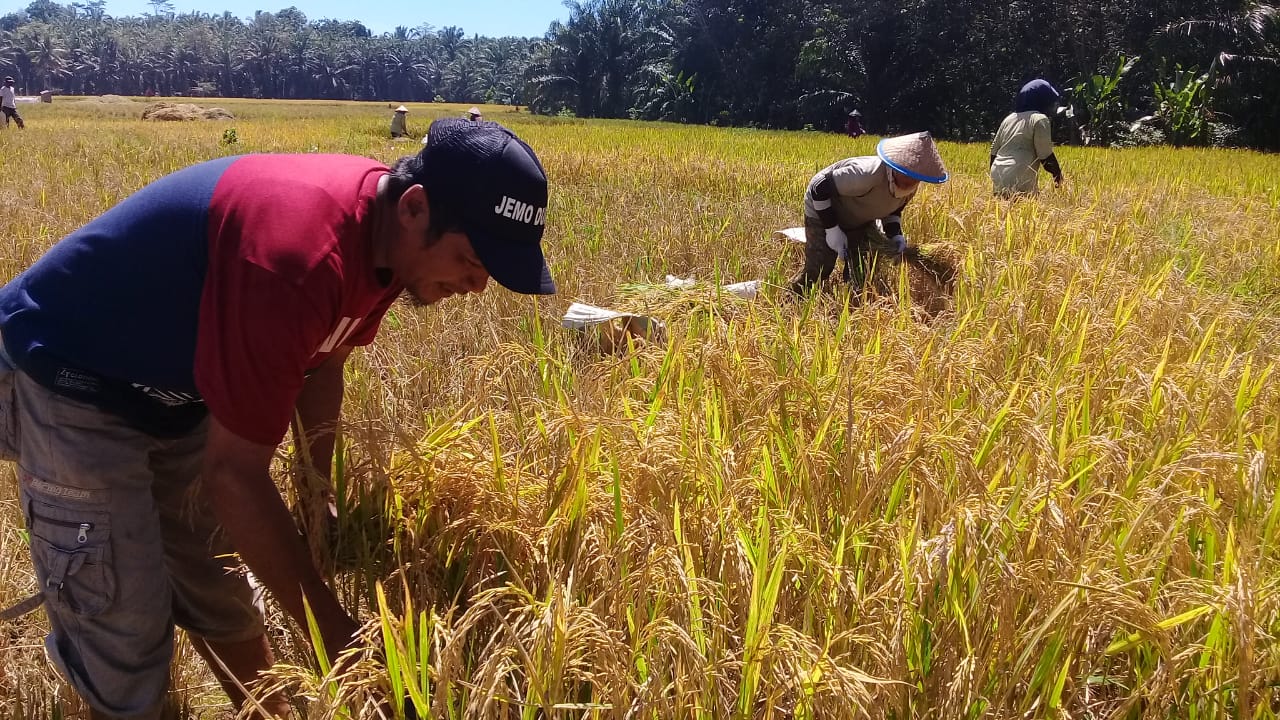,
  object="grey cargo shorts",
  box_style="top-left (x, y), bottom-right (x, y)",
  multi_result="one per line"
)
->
top-left (0, 345), bottom-right (264, 719)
